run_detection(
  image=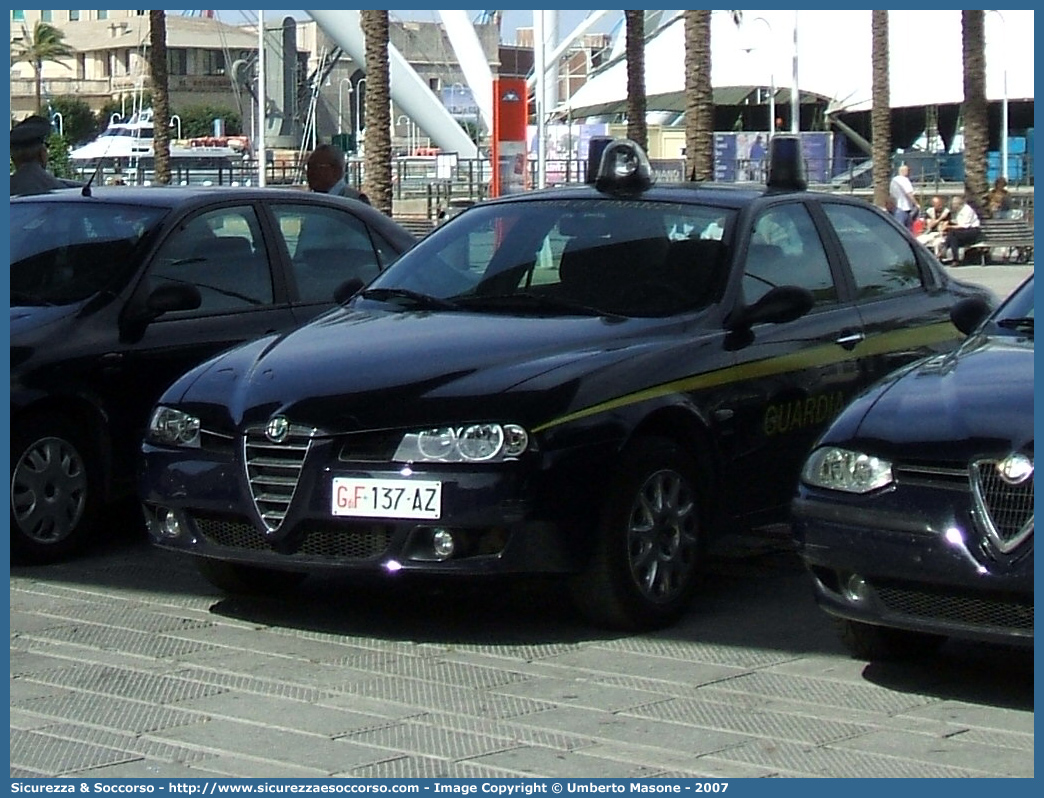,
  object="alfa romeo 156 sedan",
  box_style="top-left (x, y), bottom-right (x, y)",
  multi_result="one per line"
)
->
top-left (793, 276), bottom-right (1032, 659)
top-left (140, 138), bottom-right (991, 630)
